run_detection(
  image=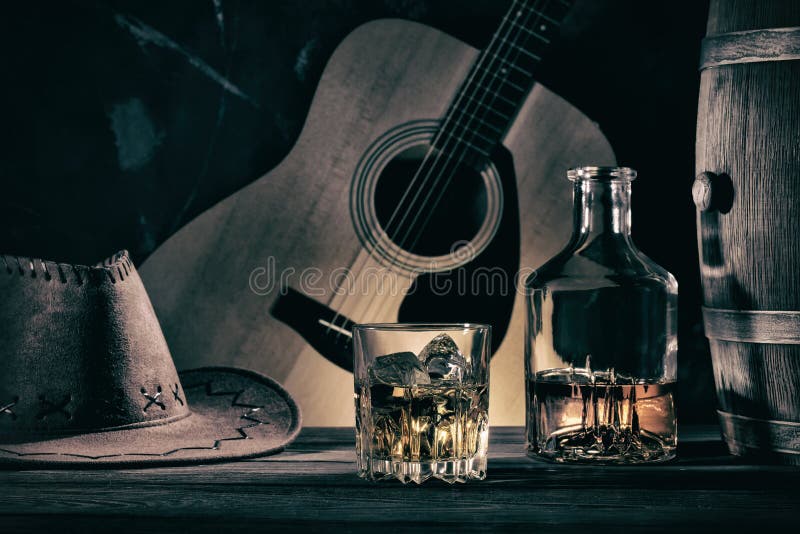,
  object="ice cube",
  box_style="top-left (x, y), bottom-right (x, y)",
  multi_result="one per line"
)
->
top-left (420, 334), bottom-right (468, 381)
top-left (369, 351), bottom-right (430, 385)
